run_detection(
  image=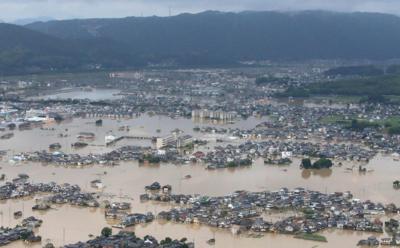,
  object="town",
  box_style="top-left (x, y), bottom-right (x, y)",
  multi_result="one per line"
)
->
top-left (0, 65), bottom-right (399, 248)
top-left (142, 186), bottom-right (400, 246)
